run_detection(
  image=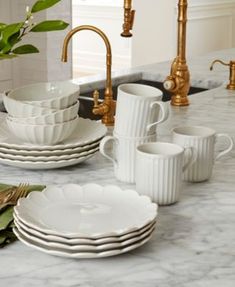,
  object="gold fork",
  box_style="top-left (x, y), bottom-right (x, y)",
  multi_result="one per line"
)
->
top-left (0, 183), bottom-right (29, 208)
